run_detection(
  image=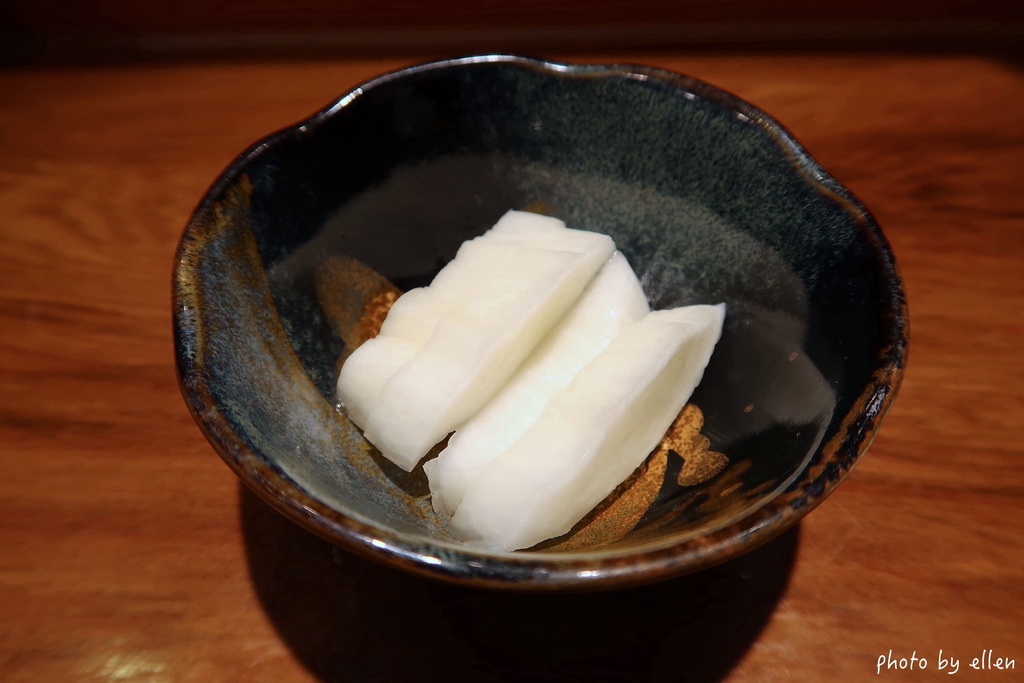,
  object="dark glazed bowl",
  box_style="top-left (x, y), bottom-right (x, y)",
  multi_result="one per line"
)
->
top-left (173, 55), bottom-right (907, 590)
